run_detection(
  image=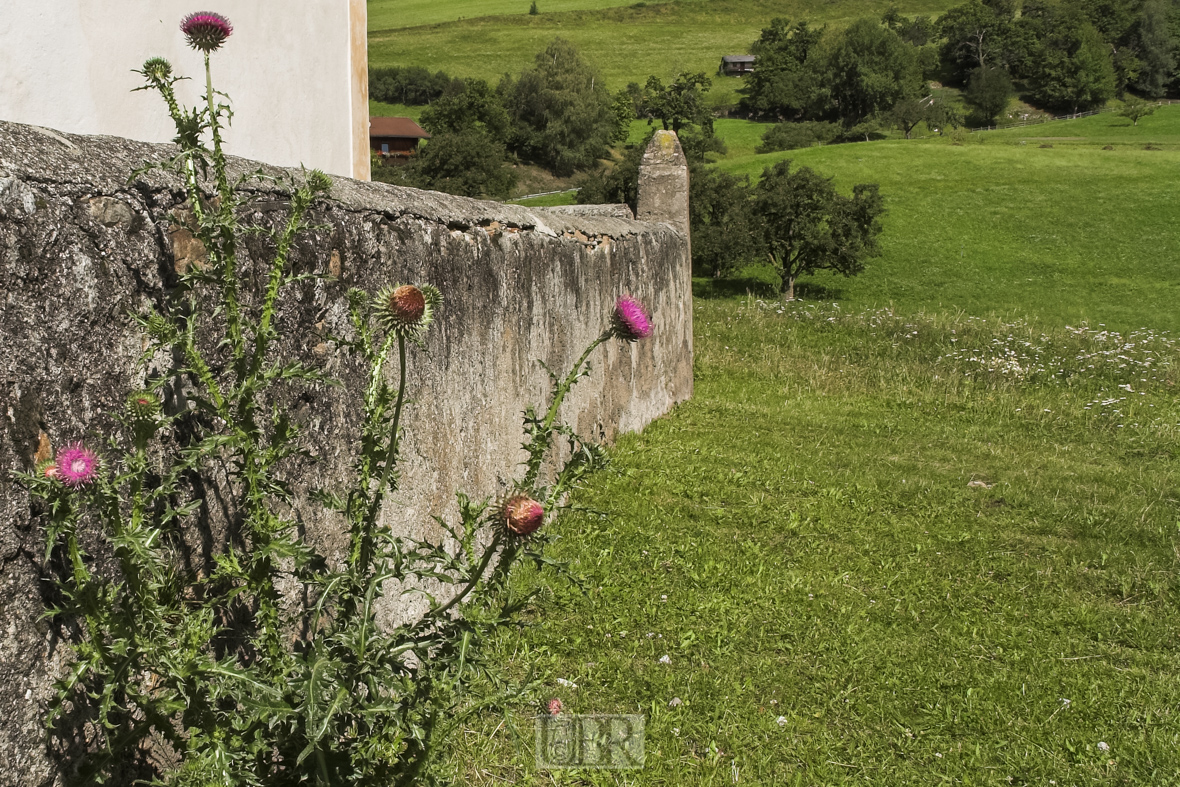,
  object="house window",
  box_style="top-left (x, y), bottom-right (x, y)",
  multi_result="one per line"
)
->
top-left (381, 143), bottom-right (390, 155)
